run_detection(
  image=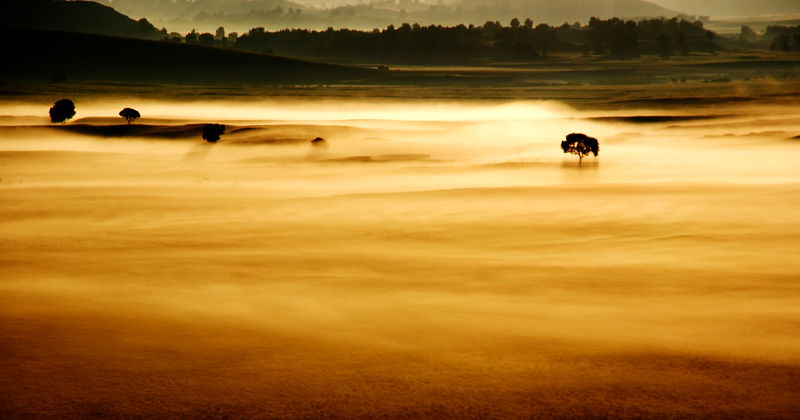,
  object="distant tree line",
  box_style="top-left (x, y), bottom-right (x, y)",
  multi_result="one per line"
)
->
top-left (175, 17), bottom-right (720, 63)
top-left (738, 24), bottom-right (800, 52)
top-left (765, 25), bottom-right (800, 52)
